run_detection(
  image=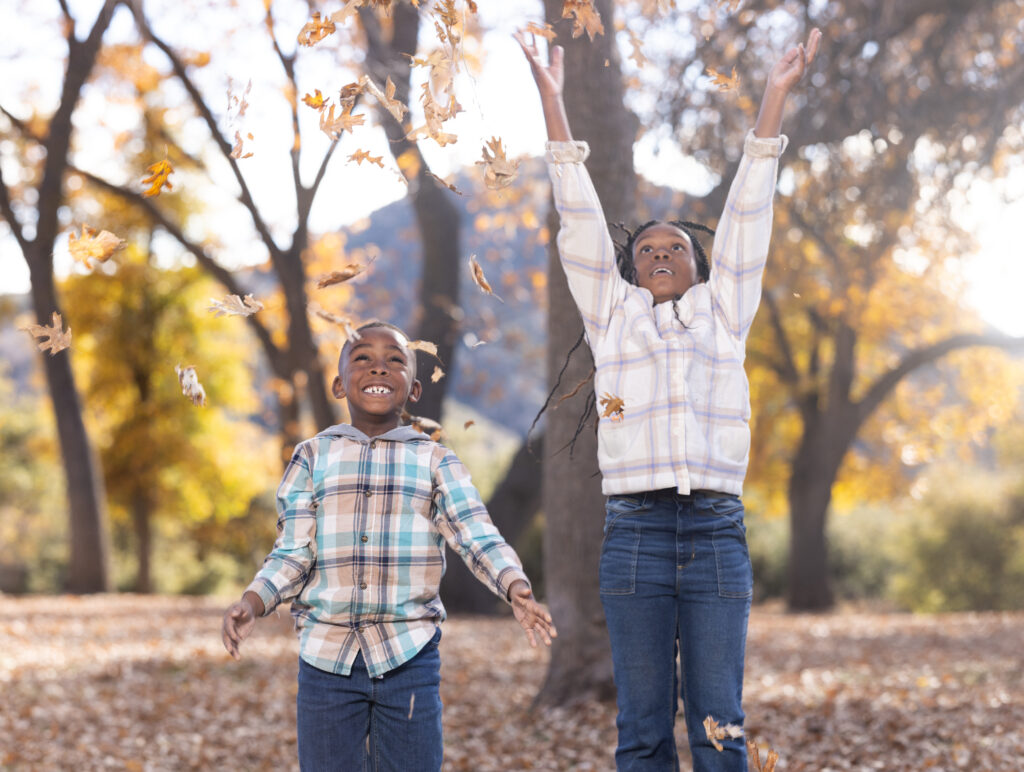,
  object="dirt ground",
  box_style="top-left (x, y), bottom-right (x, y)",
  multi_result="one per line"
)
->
top-left (1, 595), bottom-right (1021, 770)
